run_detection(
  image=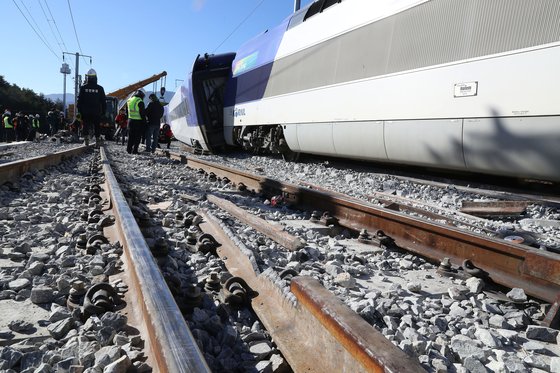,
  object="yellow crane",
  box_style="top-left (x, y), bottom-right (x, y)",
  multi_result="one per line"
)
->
top-left (100, 71), bottom-right (168, 140)
top-left (107, 71), bottom-right (167, 101)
